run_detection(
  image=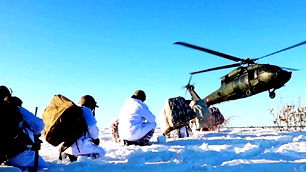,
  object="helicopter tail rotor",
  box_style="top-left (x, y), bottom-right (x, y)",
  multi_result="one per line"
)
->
top-left (183, 75), bottom-right (194, 96)
top-left (186, 75), bottom-right (193, 86)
